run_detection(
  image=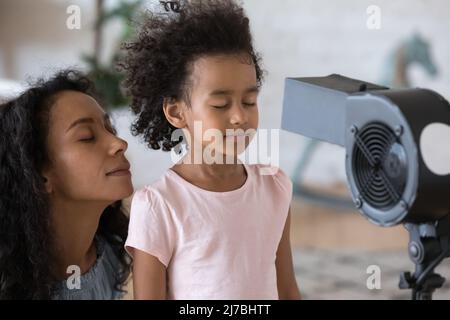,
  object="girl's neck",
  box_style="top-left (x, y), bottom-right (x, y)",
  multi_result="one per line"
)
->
top-left (172, 153), bottom-right (247, 192)
top-left (50, 198), bottom-right (107, 280)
